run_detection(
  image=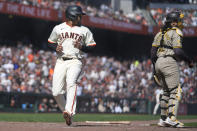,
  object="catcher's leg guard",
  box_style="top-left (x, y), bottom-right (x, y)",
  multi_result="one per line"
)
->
top-left (160, 91), bottom-right (169, 120)
top-left (168, 85), bottom-right (181, 118)
top-left (174, 84), bottom-right (182, 117)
